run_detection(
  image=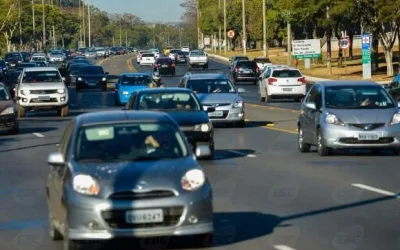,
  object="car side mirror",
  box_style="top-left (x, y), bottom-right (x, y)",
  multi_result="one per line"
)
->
top-left (47, 152), bottom-right (65, 166)
top-left (62, 77), bottom-right (66, 82)
top-left (206, 107), bottom-right (216, 113)
top-left (237, 88), bottom-right (245, 93)
top-left (304, 102), bottom-right (317, 110)
top-left (195, 144), bottom-right (211, 157)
